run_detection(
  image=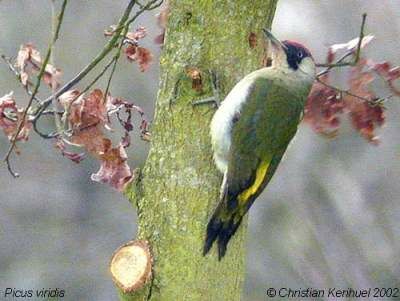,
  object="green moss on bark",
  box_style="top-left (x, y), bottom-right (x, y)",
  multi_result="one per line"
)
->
top-left (122, 1), bottom-right (278, 300)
